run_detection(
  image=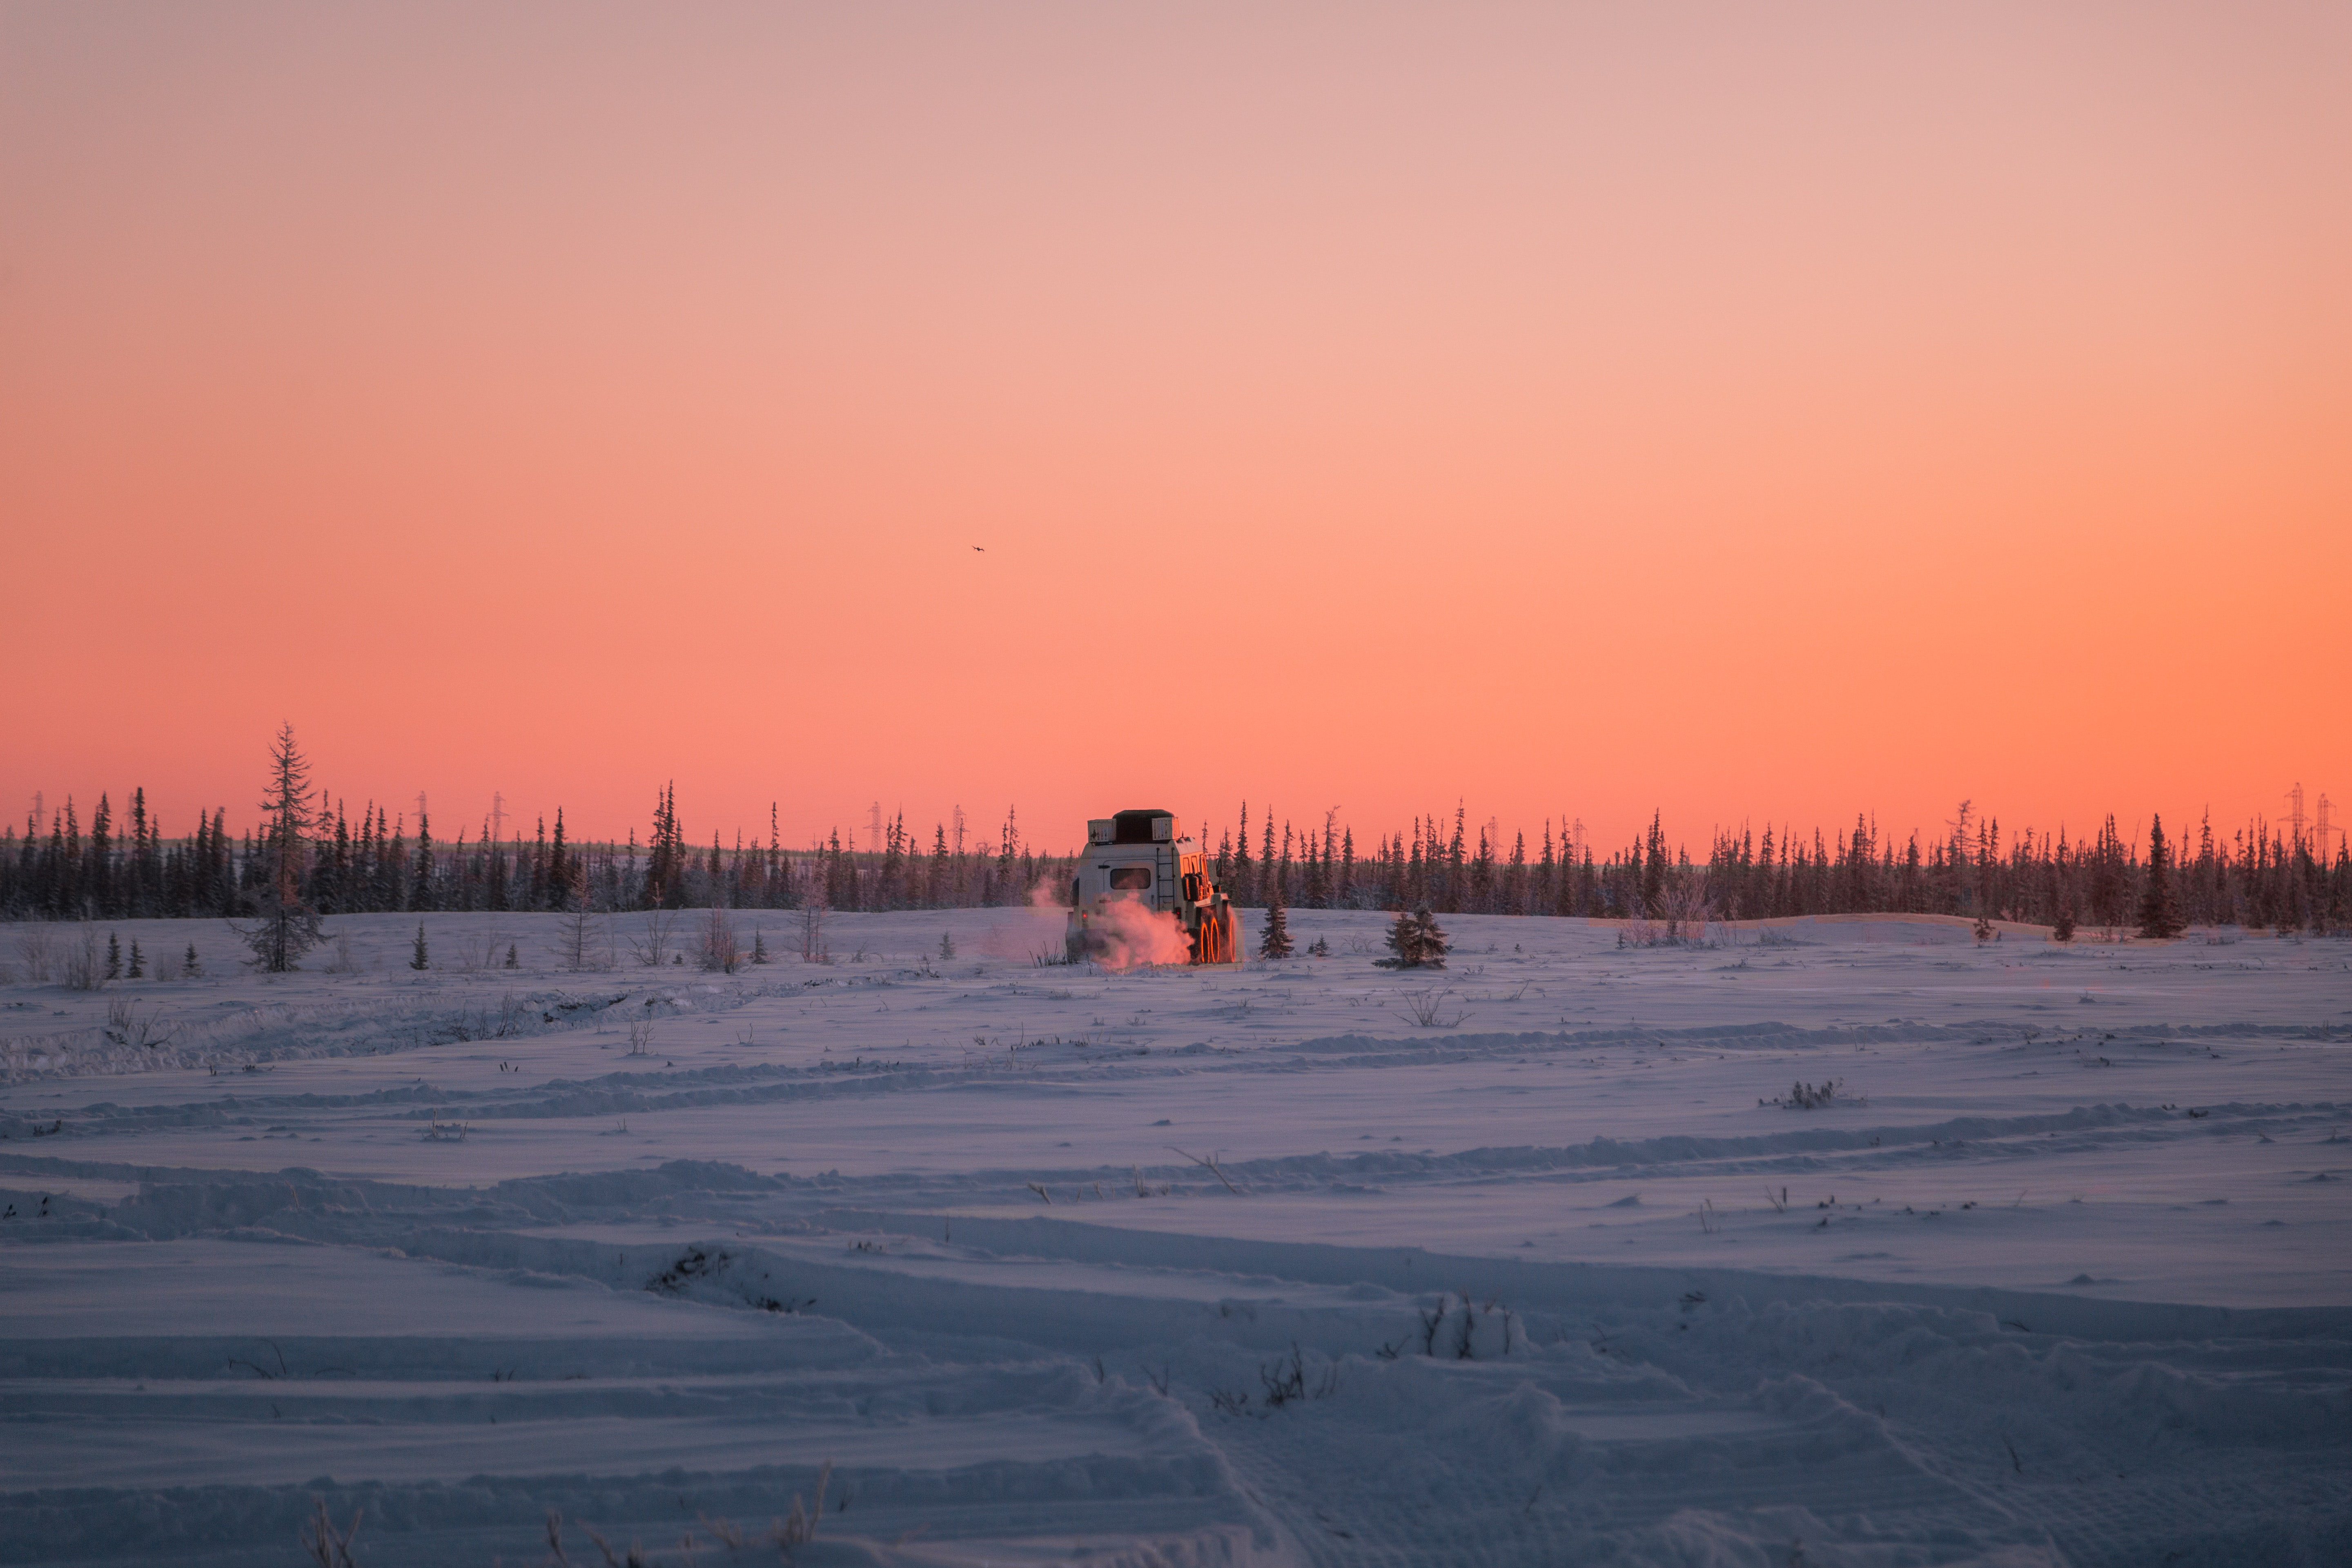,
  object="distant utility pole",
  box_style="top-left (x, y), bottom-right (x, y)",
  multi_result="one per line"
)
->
top-left (29, 792), bottom-right (42, 834)
top-left (2313, 791), bottom-right (2335, 857)
top-left (415, 790), bottom-right (430, 821)
top-left (2286, 783), bottom-right (2307, 849)
top-left (489, 791), bottom-right (508, 843)
top-left (952, 805), bottom-right (967, 856)
top-left (868, 801), bottom-right (884, 855)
